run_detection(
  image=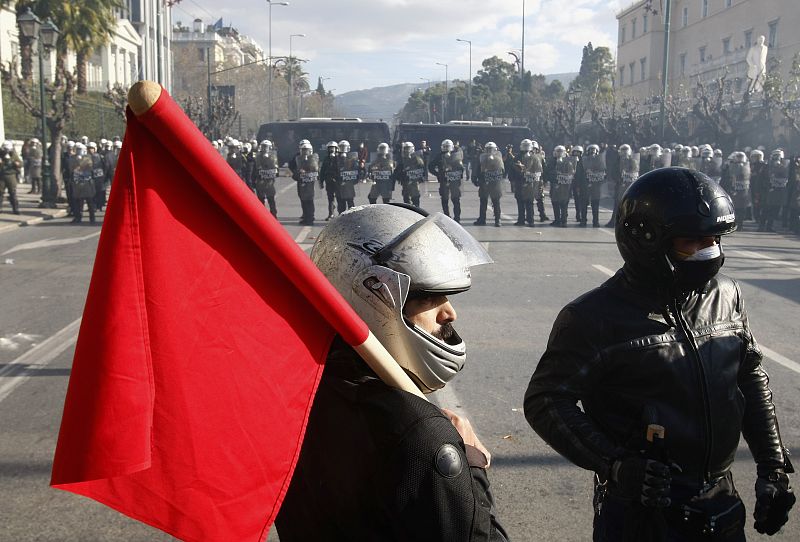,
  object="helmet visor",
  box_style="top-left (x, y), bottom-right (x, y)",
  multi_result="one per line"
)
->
top-left (374, 212), bottom-right (492, 294)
